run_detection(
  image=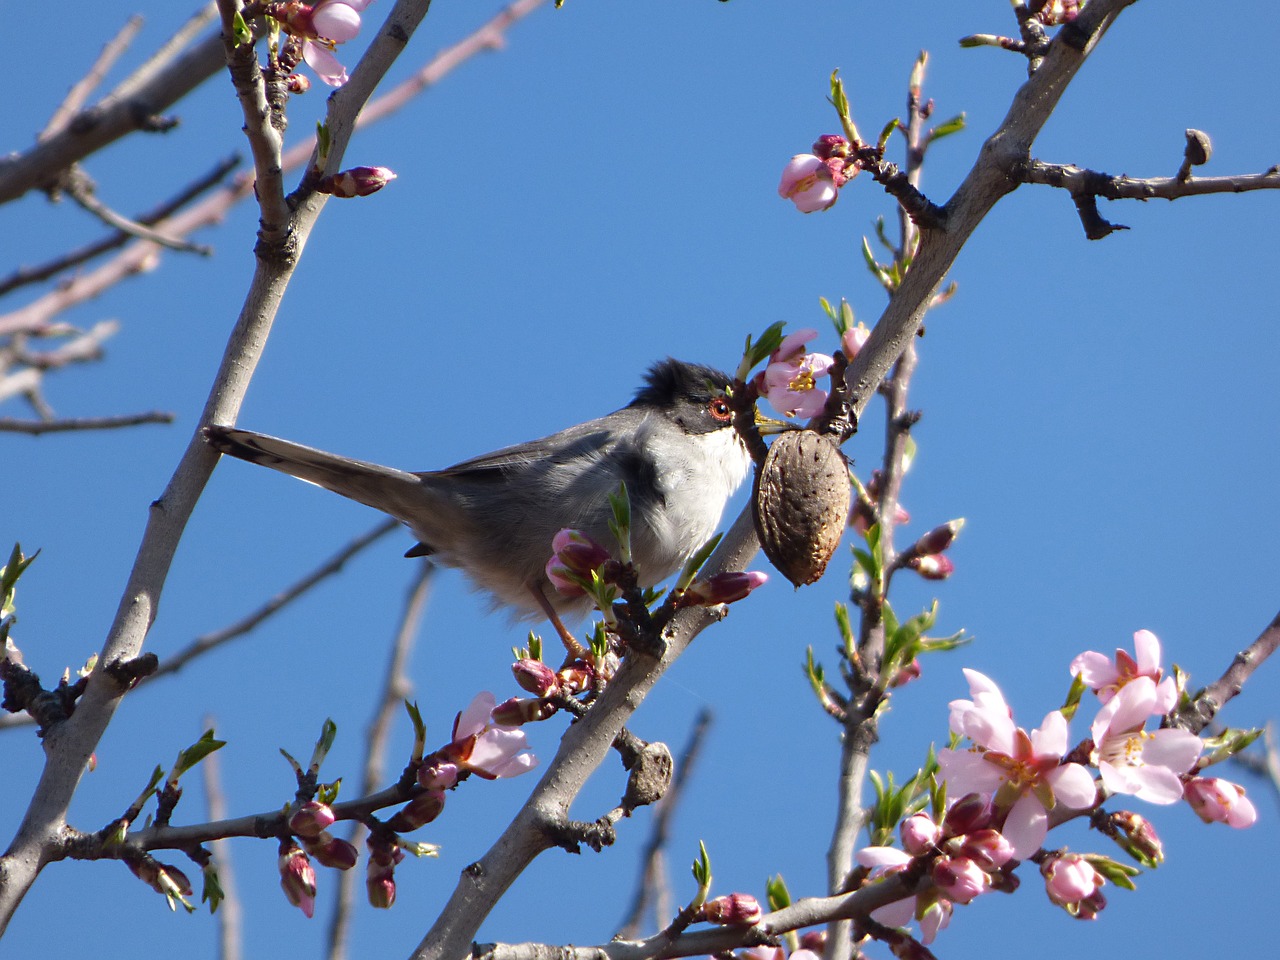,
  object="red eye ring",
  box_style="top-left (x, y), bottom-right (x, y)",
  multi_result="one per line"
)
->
top-left (708, 397), bottom-right (733, 422)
